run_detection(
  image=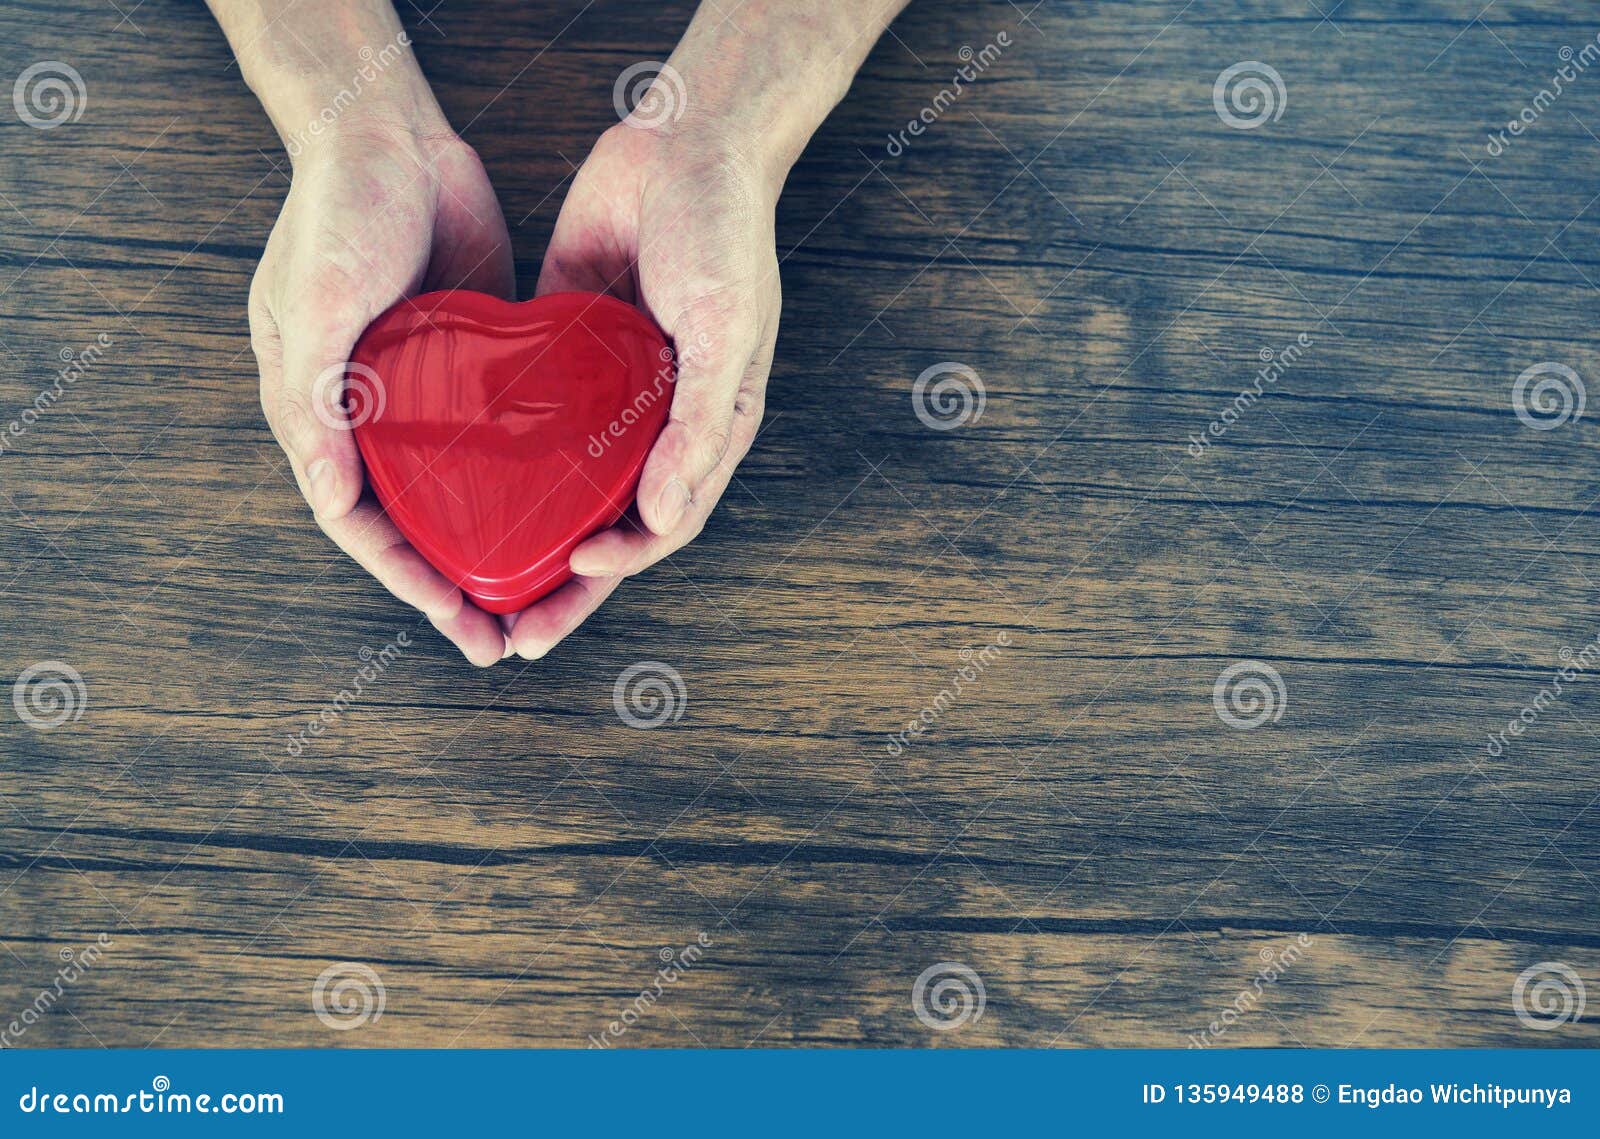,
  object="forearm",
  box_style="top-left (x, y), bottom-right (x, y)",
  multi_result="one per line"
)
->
top-left (664, 0), bottom-right (909, 191)
top-left (205, 0), bottom-right (449, 163)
